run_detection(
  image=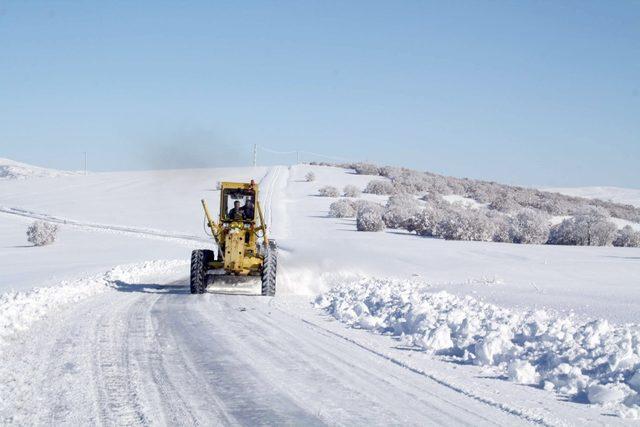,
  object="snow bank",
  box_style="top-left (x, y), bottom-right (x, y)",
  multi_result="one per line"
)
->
top-left (316, 277), bottom-right (640, 417)
top-left (0, 260), bottom-right (187, 352)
